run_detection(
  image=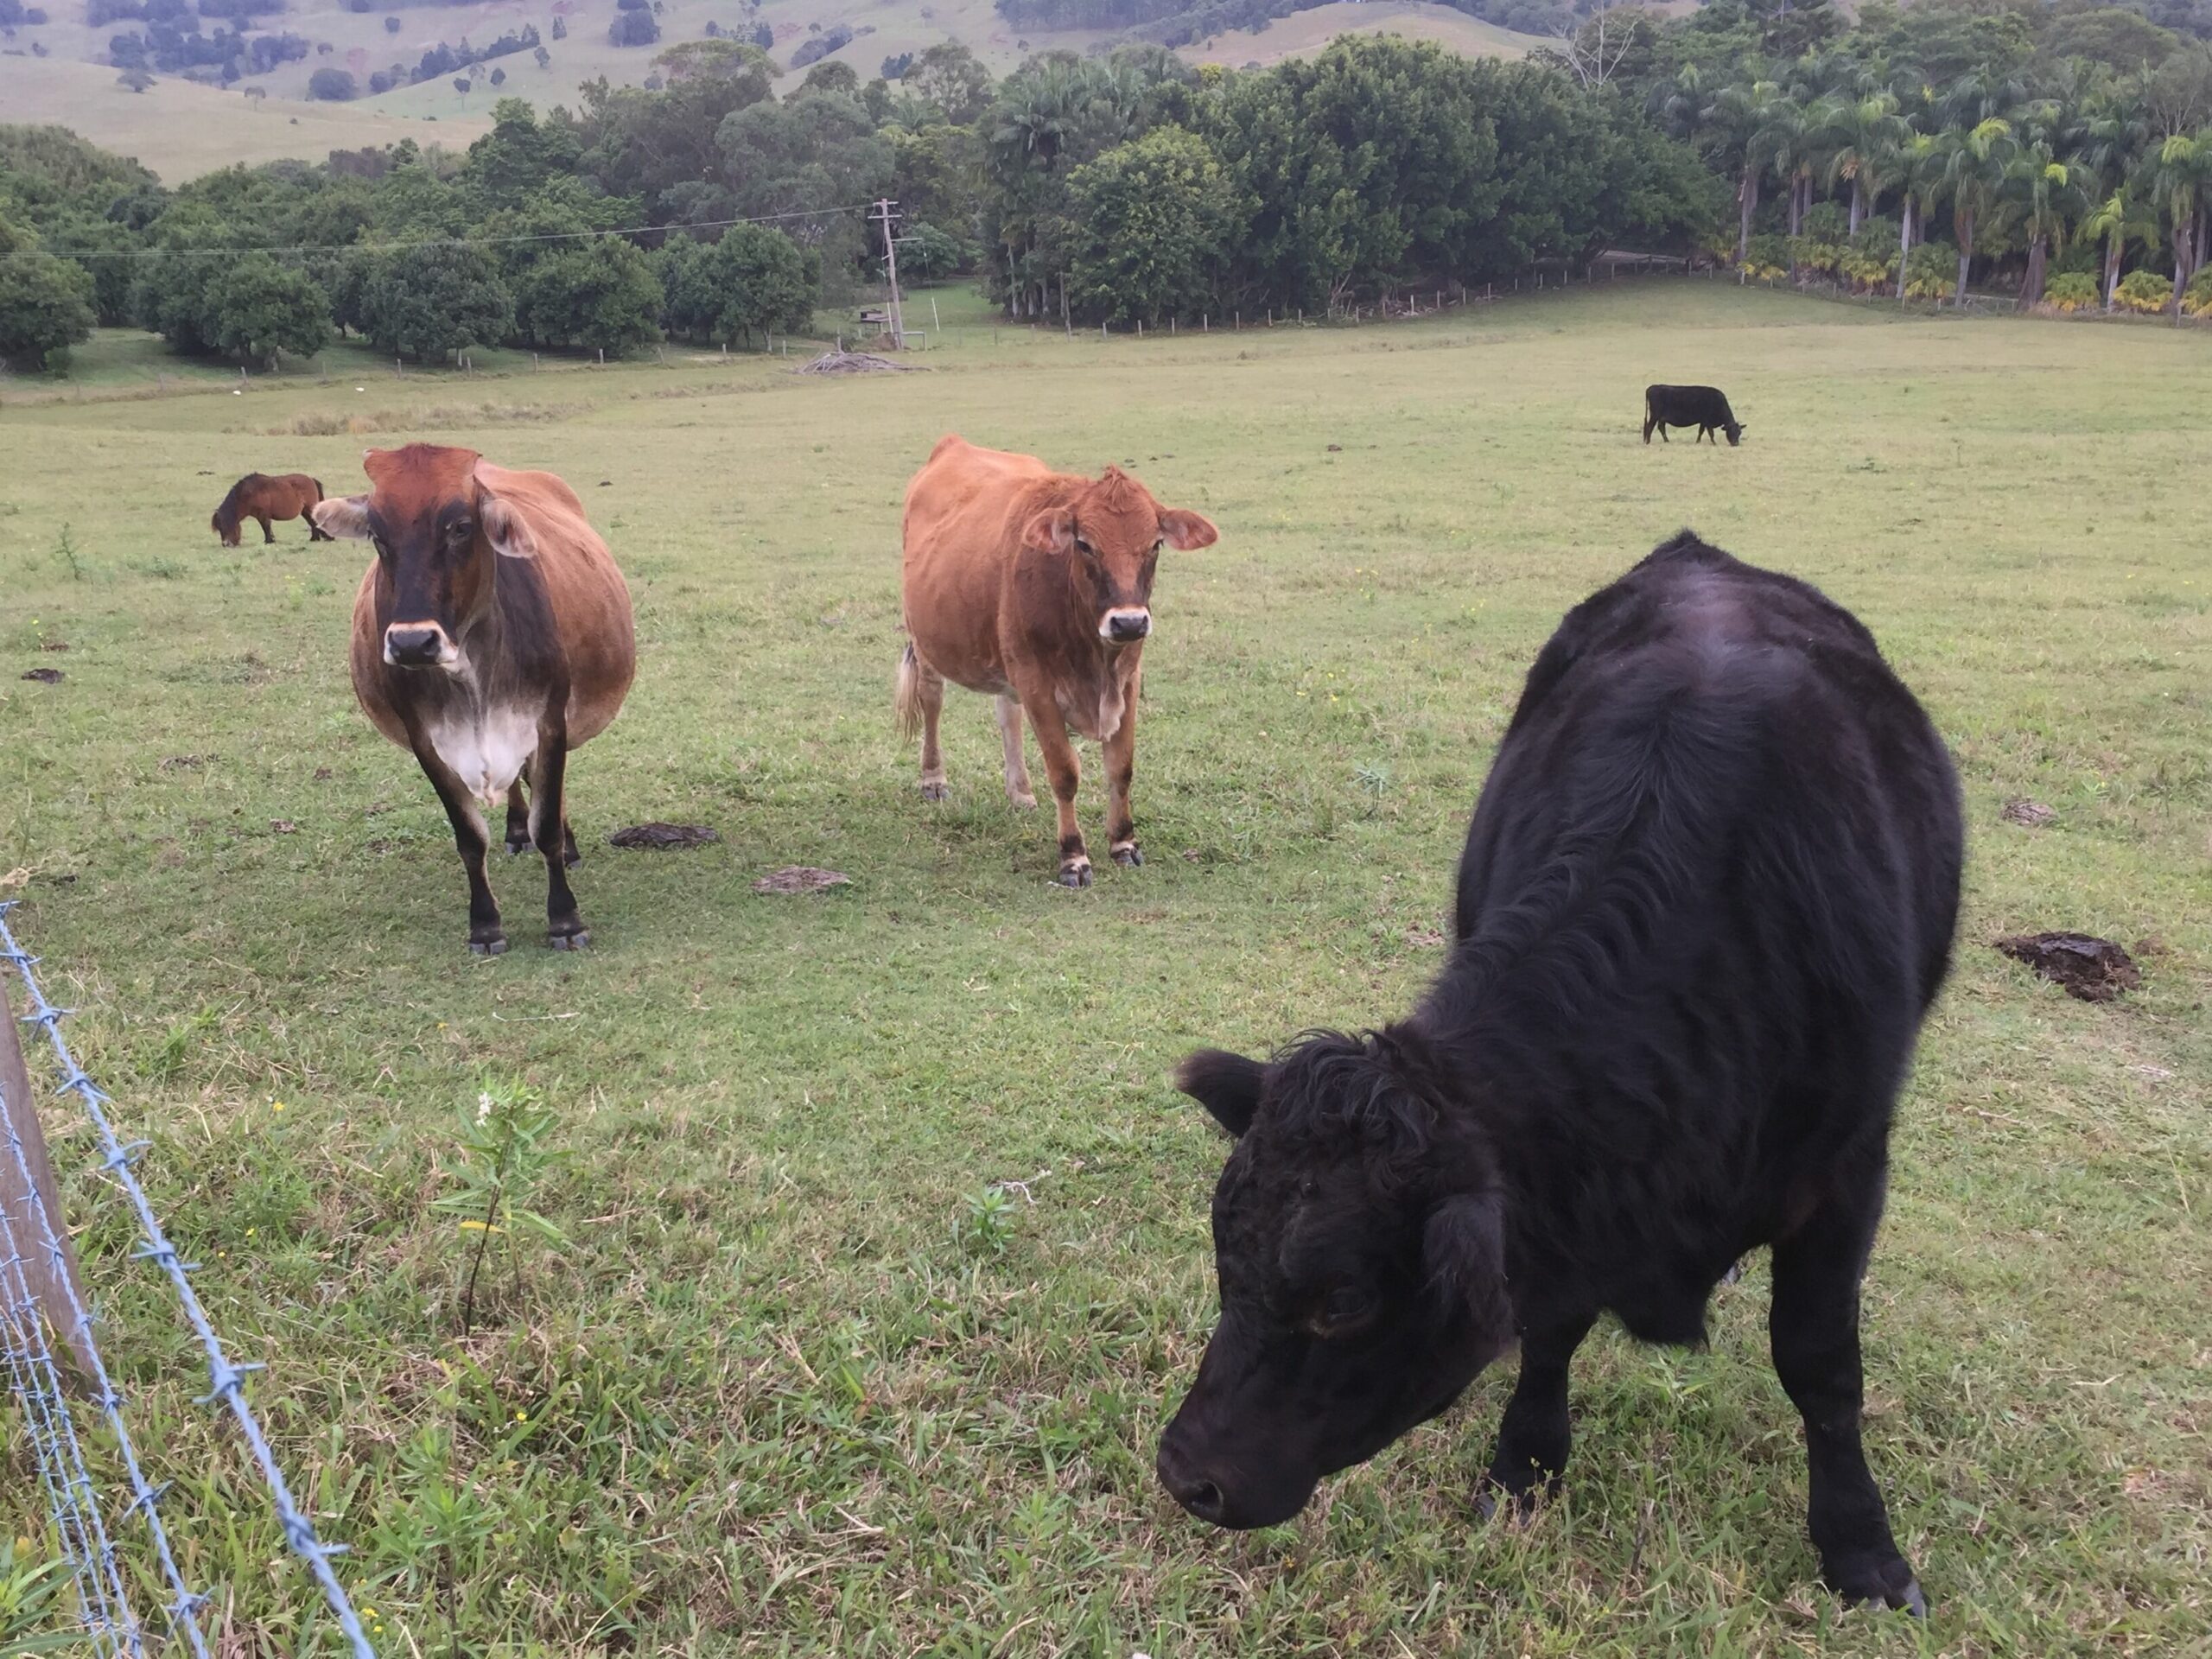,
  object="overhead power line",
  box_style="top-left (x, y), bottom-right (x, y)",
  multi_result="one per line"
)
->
top-left (0, 202), bottom-right (871, 264)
